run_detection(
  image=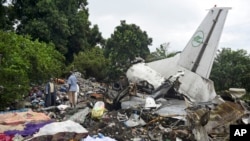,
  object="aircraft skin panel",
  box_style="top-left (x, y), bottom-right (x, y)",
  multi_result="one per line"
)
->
top-left (126, 63), bottom-right (166, 89)
top-left (178, 7), bottom-right (231, 79)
